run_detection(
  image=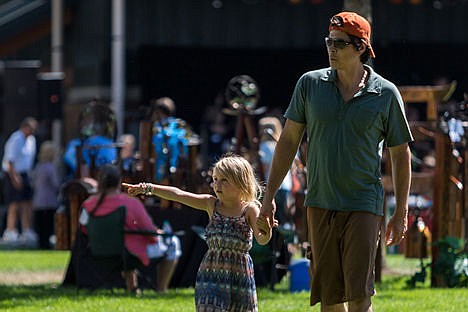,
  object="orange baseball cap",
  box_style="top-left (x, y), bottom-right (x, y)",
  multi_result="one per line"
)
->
top-left (329, 11), bottom-right (376, 58)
